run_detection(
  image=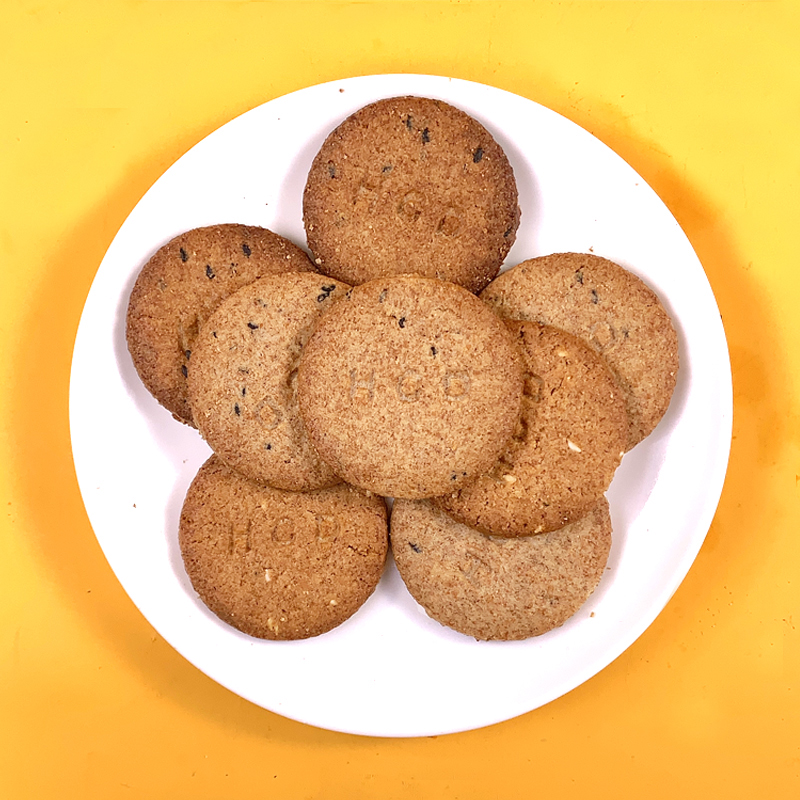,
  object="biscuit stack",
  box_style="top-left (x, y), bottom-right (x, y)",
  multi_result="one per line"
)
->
top-left (126, 96), bottom-right (678, 642)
